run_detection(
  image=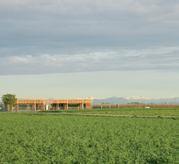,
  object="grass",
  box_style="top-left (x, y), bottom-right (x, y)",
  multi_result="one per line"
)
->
top-left (0, 111), bottom-right (178, 163)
